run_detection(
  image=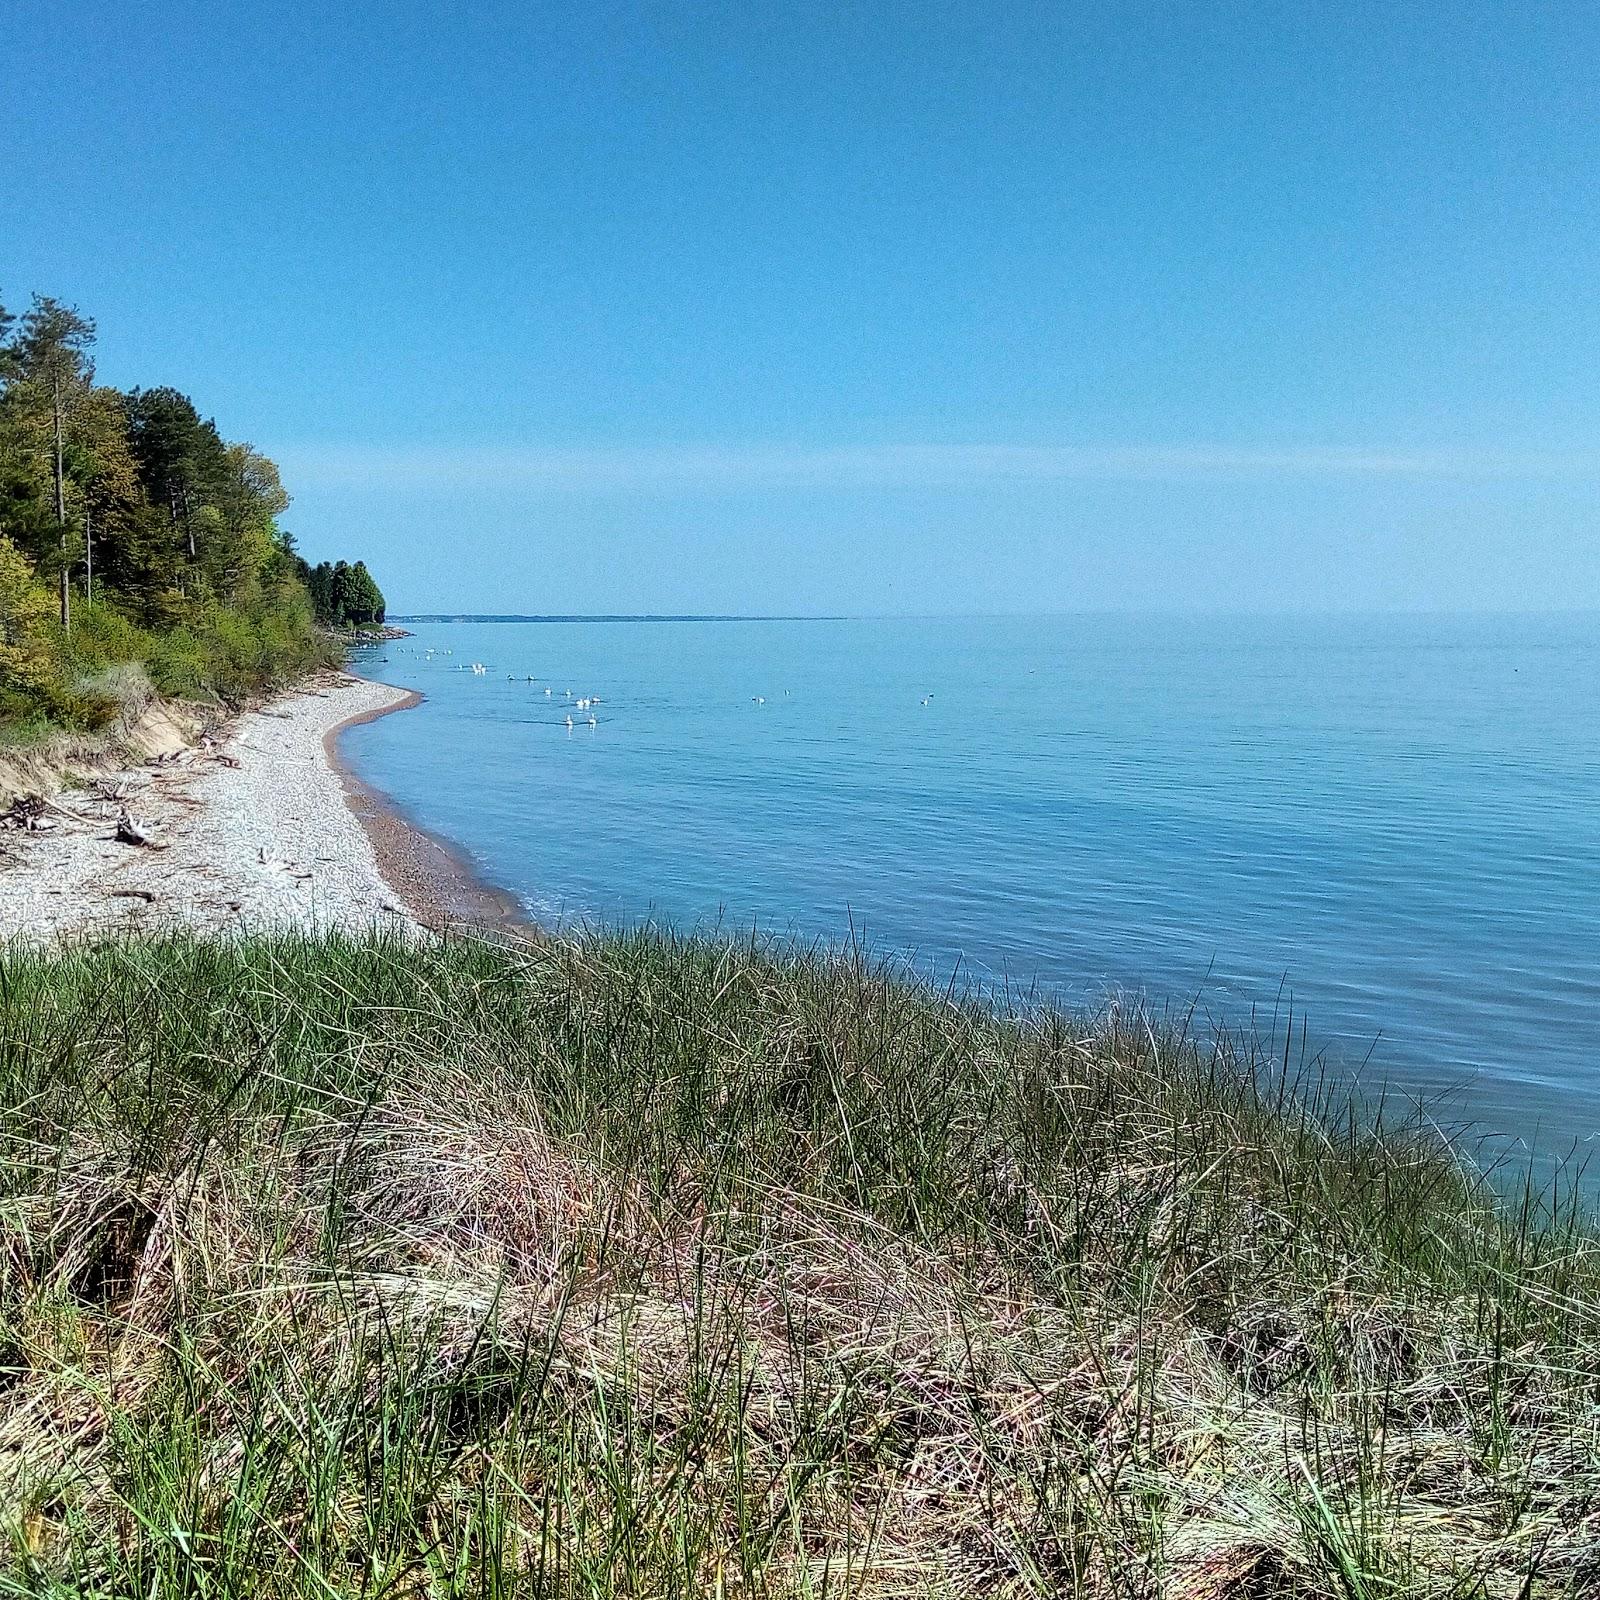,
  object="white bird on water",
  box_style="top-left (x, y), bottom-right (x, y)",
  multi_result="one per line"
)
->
top-left (564, 714), bottom-right (574, 729)
top-left (752, 695), bottom-right (765, 704)
top-left (587, 713), bottom-right (597, 726)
